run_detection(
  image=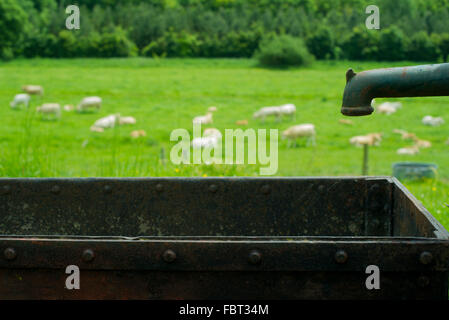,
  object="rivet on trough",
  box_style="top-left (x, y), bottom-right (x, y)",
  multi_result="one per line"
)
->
top-left (260, 185), bottom-right (270, 195)
top-left (82, 249), bottom-right (95, 262)
top-left (419, 251), bottom-right (433, 265)
top-left (4, 248), bottom-right (16, 261)
top-left (248, 250), bottom-right (262, 265)
top-left (335, 250), bottom-right (348, 264)
top-left (318, 185), bottom-right (325, 193)
top-left (51, 185), bottom-right (61, 194)
top-left (104, 185), bottom-right (112, 194)
top-left (417, 276), bottom-right (430, 288)
top-left (1, 185), bottom-right (11, 195)
top-left (209, 184), bottom-right (218, 193)
top-left (156, 183), bottom-right (164, 192)
top-left (162, 249), bottom-right (177, 263)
